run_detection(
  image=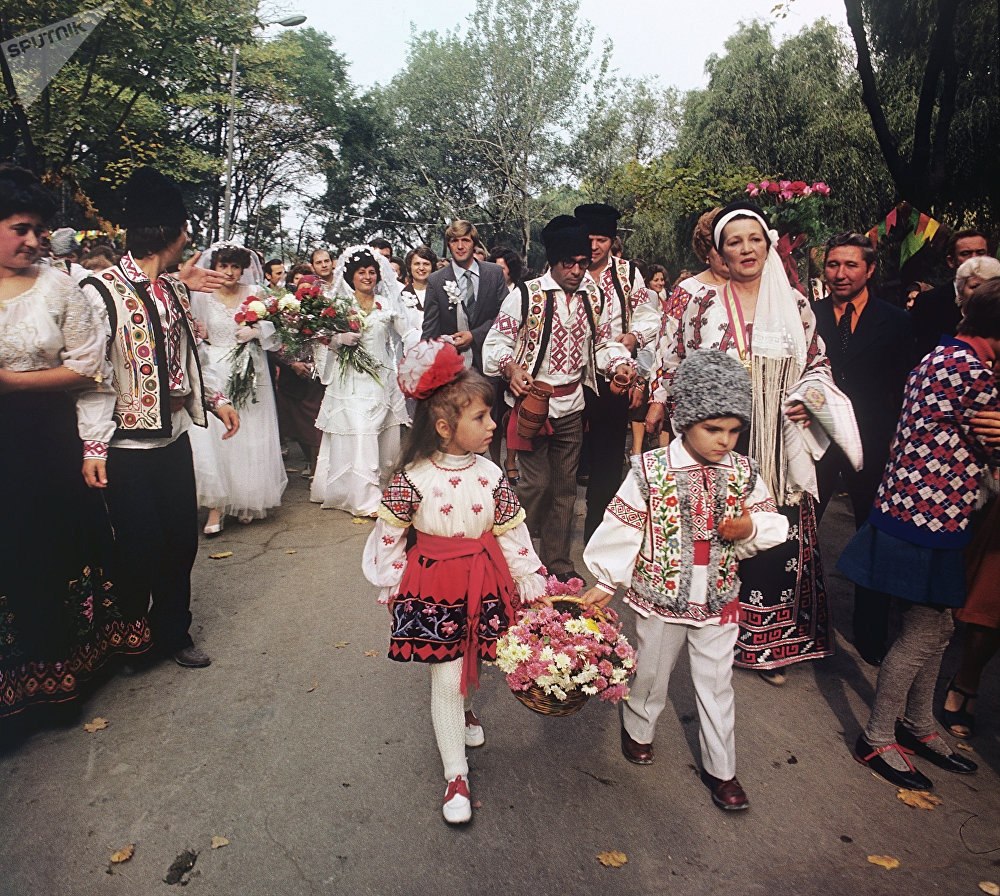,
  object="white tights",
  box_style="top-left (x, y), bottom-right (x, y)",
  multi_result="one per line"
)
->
top-left (430, 659), bottom-right (468, 781)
